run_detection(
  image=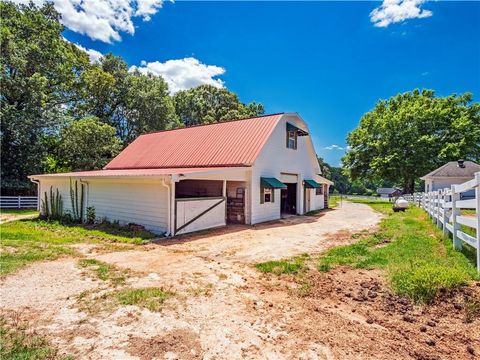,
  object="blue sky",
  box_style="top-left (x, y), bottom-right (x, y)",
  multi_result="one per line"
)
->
top-left (59, 1), bottom-right (480, 166)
